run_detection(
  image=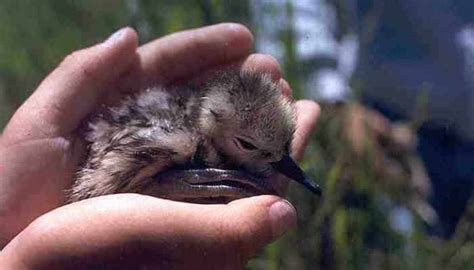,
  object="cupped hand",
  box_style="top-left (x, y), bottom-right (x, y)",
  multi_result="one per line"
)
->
top-left (0, 23), bottom-right (320, 268)
top-left (0, 194), bottom-right (296, 269)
